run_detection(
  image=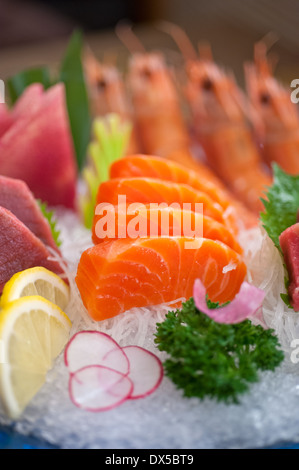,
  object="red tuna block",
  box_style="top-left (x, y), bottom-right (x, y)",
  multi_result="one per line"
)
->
top-left (0, 84), bottom-right (77, 208)
top-left (11, 83), bottom-right (44, 121)
top-left (0, 207), bottom-right (64, 293)
top-left (0, 175), bottom-right (59, 252)
top-left (279, 223), bottom-right (299, 310)
top-left (0, 104), bottom-right (12, 139)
